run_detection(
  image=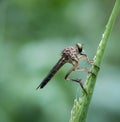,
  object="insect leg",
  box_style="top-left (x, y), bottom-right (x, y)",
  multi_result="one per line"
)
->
top-left (79, 54), bottom-right (93, 64)
top-left (65, 64), bottom-right (87, 94)
top-left (75, 67), bottom-right (90, 73)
